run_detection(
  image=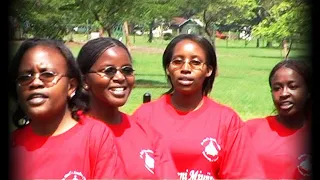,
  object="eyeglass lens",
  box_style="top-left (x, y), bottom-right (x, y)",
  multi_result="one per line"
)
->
top-left (170, 59), bottom-right (204, 69)
top-left (103, 66), bottom-right (134, 77)
top-left (16, 71), bottom-right (58, 86)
